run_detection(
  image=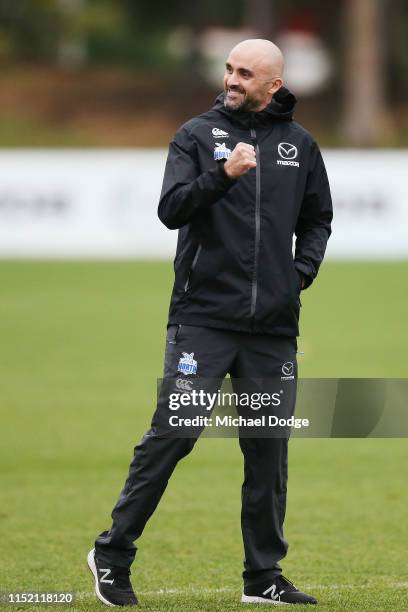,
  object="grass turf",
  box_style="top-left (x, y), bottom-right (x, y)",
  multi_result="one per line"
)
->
top-left (0, 260), bottom-right (407, 611)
